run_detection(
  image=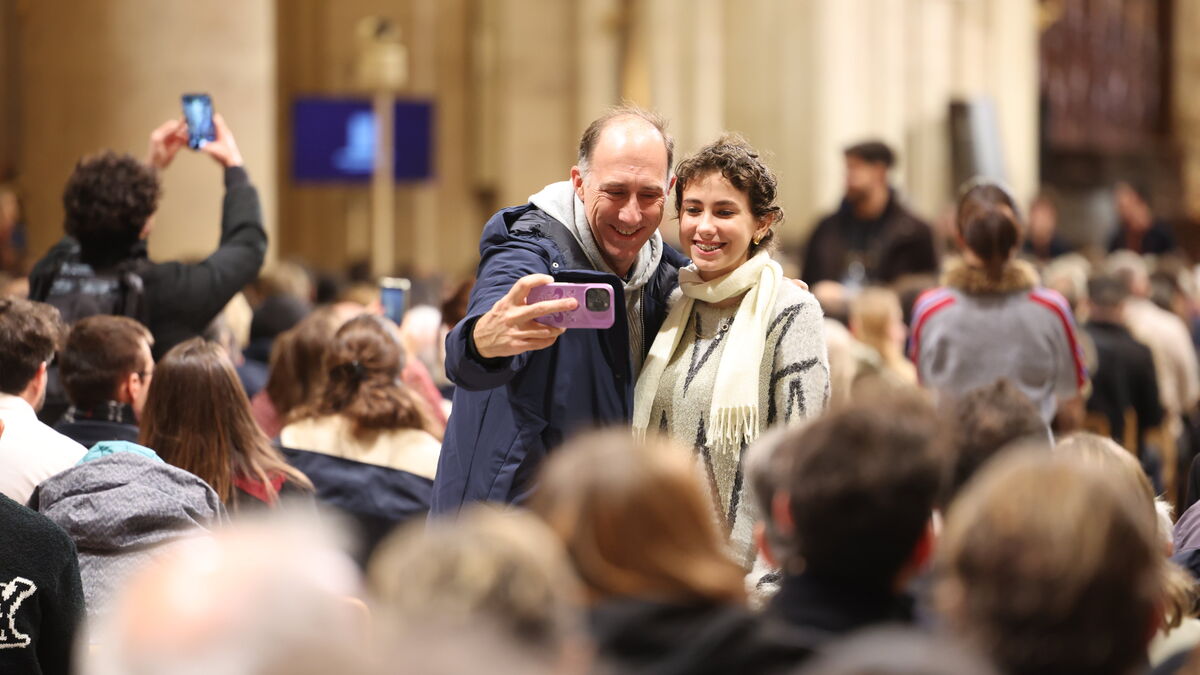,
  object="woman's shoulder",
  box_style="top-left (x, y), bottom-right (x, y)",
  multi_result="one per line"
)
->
top-left (769, 281), bottom-right (822, 329)
top-left (279, 415), bottom-right (344, 449)
top-left (774, 280), bottom-right (820, 310)
top-left (375, 428), bottom-right (441, 480)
